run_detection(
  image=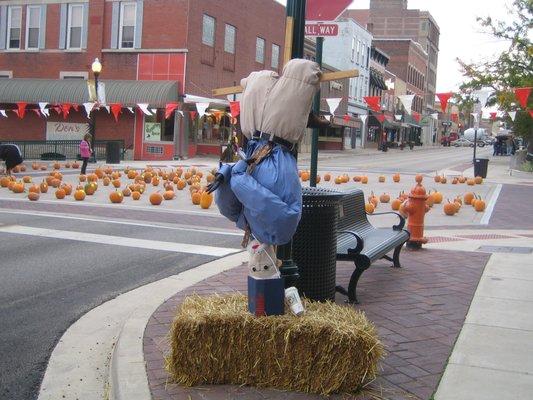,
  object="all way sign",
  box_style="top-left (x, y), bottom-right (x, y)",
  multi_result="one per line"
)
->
top-left (305, 23), bottom-right (339, 37)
